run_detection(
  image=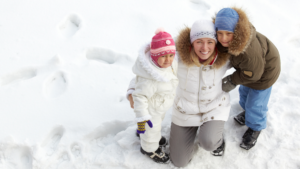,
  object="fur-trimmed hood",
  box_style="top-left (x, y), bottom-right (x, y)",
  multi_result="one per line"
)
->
top-left (132, 43), bottom-right (178, 82)
top-left (175, 27), bottom-right (230, 69)
top-left (213, 7), bottom-right (255, 56)
top-left (213, 7), bottom-right (281, 90)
